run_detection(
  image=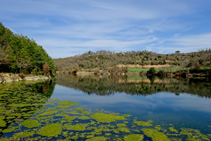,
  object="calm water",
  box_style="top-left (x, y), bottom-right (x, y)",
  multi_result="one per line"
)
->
top-left (0, 74), bottom-right (211, 140)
